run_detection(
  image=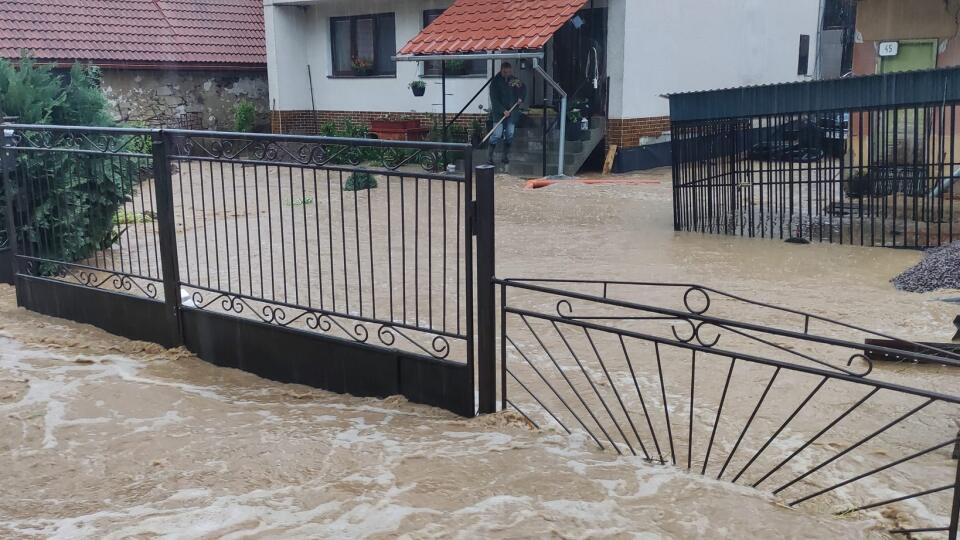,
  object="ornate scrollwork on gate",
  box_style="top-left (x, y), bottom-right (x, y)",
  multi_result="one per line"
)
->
top-left (11, 129), bottom-right (150, 156)
top-left (22, 259), bottom-right (160, 299)
top-left (187, 289), bottom-right (456, 359)
top-left (169, 134), bottom-right (450, 173)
